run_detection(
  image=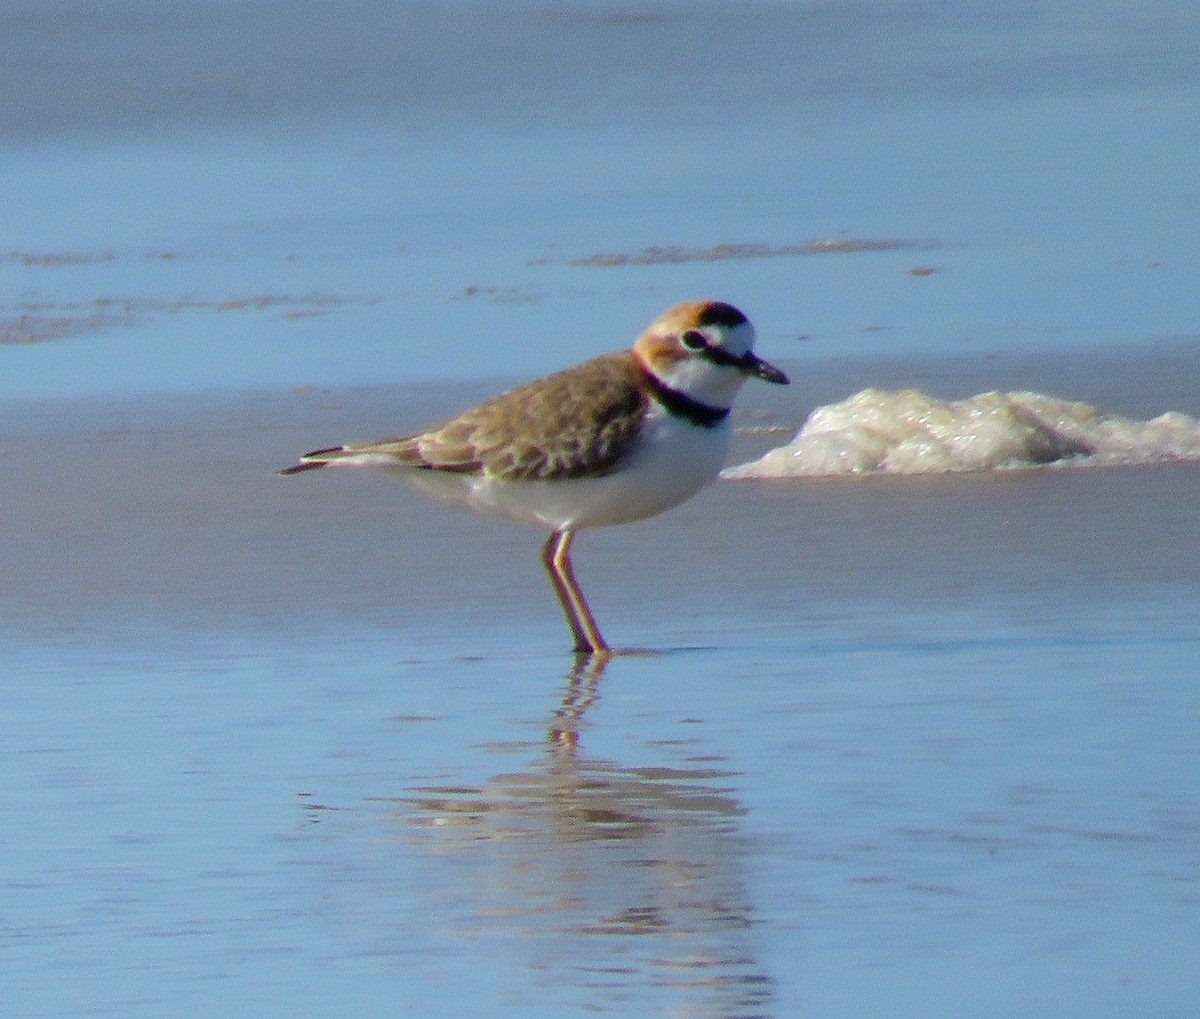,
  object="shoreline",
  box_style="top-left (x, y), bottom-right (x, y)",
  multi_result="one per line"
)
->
top-left (4, 332), bottom-right (1199, 422)
top-left (2, 342), bottom-right (1198, 648)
